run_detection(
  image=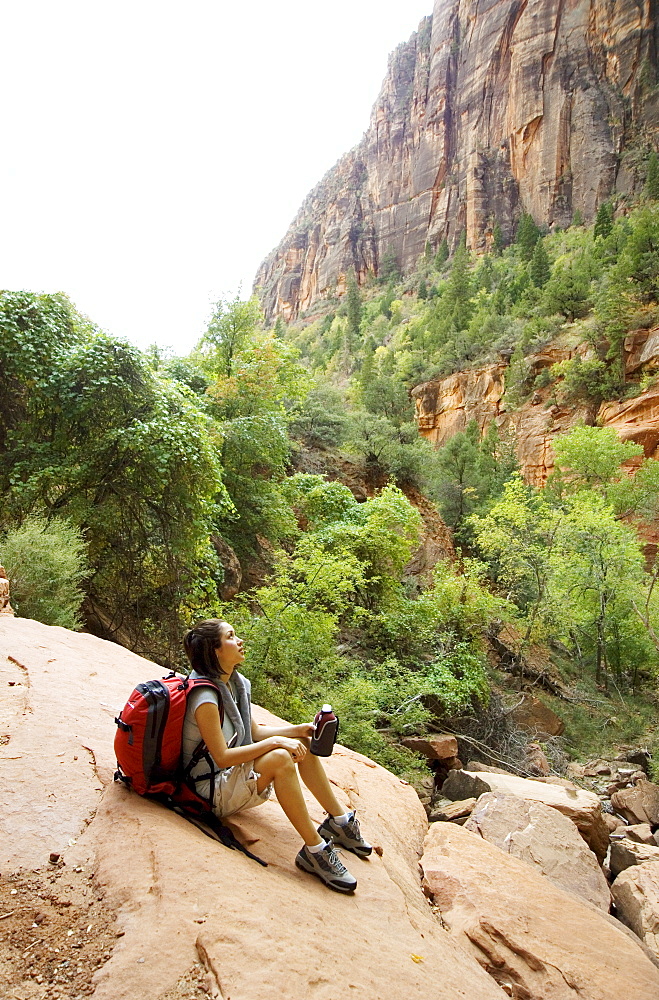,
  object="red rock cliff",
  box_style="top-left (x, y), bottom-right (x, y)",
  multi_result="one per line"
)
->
top-left (255, 0), bottom-right (658, 321)
top-left (412, 326), bottom-right (659, 485)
